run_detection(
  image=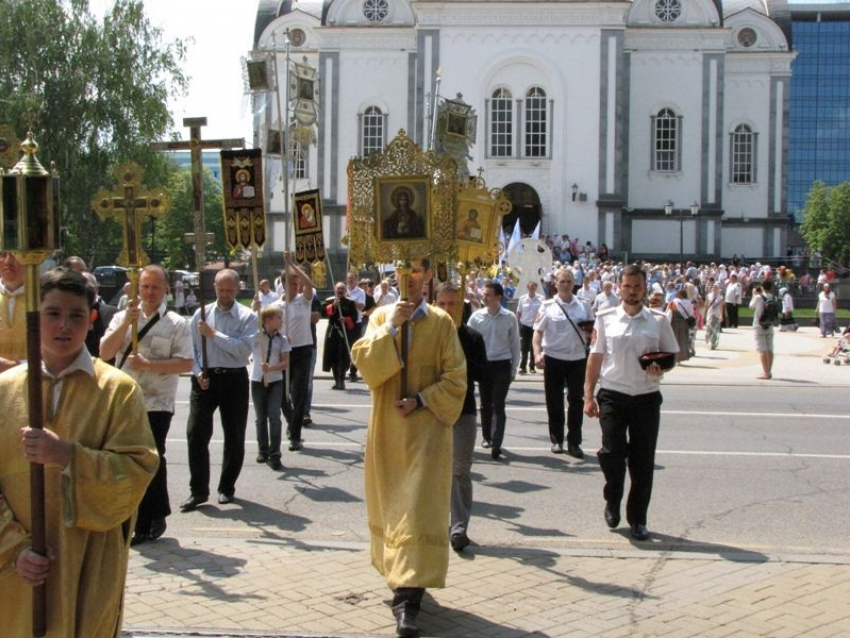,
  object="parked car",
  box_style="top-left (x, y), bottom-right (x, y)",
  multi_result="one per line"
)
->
top-left (92, 266), bottom-right (128, 305)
